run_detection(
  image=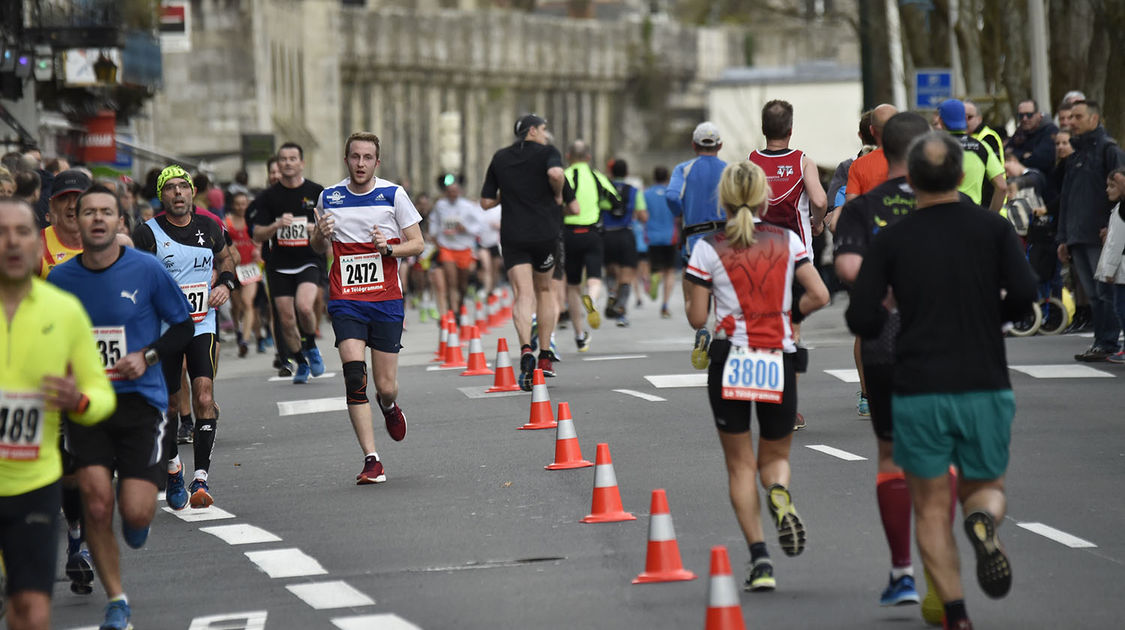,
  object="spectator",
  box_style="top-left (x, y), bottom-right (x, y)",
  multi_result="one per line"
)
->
top-left (933, 99), bottom-right (1005, 212)
top-left (0, 172), bottom-right (14, 196)
top-left (965, 100), bottom-right (1005, 208)
top-left (1007, 99), bottom-right (1059, 174)
top-left (1096, 168), bottom-right (1125, 363)
top-left (13, 169), bottom-right (43, 227)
